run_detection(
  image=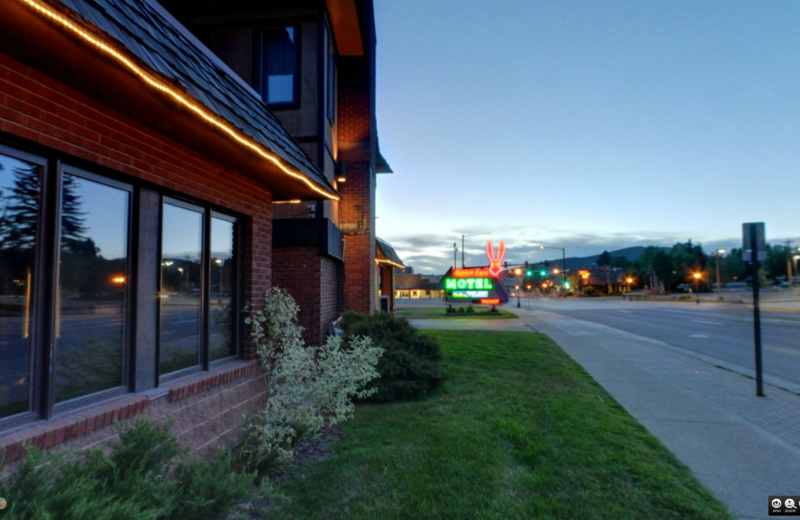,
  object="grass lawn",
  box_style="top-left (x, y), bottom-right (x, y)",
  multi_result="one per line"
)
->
top-left (395, 307), bottom-right (518, 319)
top-left (256, 331), bottom-right (733, 520)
